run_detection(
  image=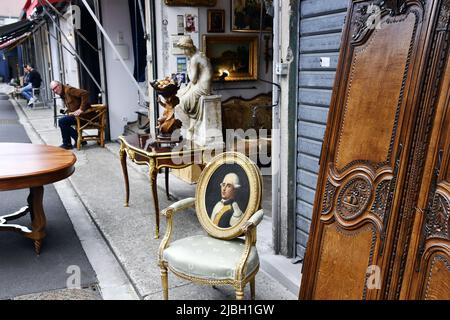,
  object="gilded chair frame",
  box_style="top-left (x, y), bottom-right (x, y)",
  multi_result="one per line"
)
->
top-left (158, 152), bottom-right (263, 300)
